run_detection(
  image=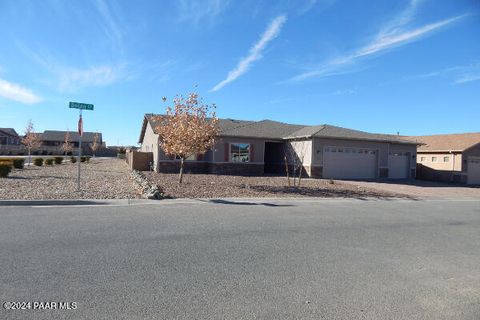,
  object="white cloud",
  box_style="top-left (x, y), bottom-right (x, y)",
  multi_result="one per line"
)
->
top-left (94, 0), bottom-right (123, 50)
top-left (211, 15), bottom-right (287, 92)
top-left (56, 64), bottom-right (125, 92)
top-left (177, 0), bottom-right (230, 26)
top-left (0, 78), bottom-right (42, 104)
top-left (288, 0), bottom-right (466, 82)
top-left (455, 74), bottom-right (480, 84)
